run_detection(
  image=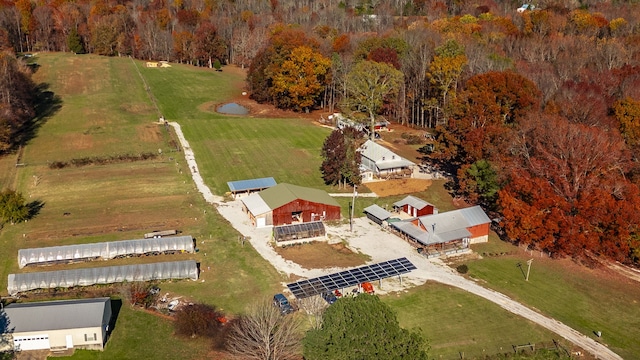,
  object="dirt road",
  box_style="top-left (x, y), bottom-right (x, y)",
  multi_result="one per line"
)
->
top-left (170, 122), bottom-right (623, 360)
